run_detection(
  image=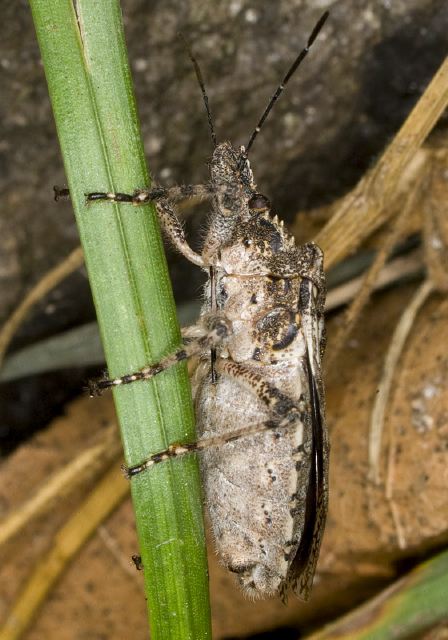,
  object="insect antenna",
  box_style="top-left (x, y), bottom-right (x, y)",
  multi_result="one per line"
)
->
top-left (245, 10), bottom-right (329, 154)
top-left (179, 33), bottom-right (218, 148)
top-left (179, 33), bottom-right (219, 378)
